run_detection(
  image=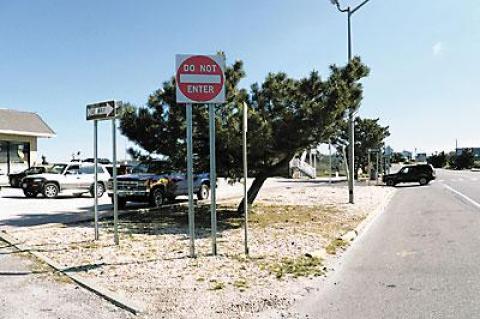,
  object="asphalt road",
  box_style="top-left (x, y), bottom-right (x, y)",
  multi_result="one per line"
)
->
top-left (291, 169), bottom-right (480, 318)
